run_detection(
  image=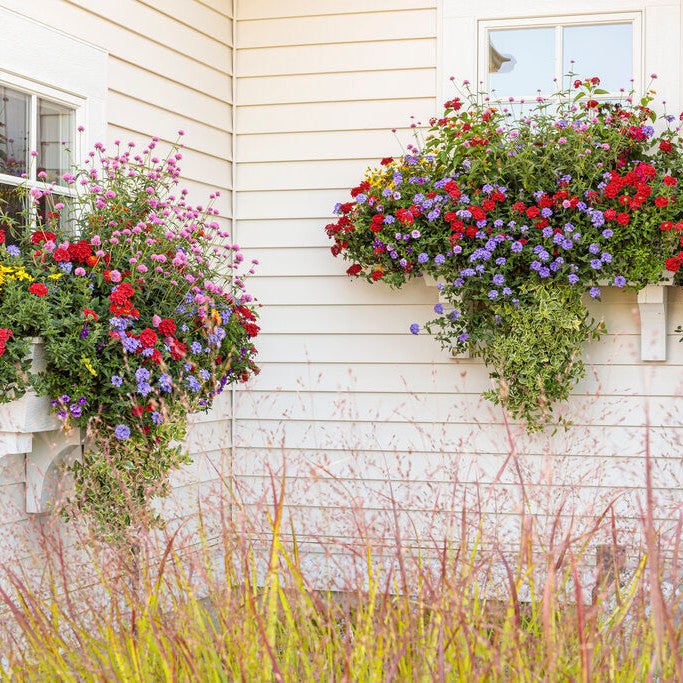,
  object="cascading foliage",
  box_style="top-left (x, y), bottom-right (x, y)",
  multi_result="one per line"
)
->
top-left (326, 76), bottom-right (683, 430)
